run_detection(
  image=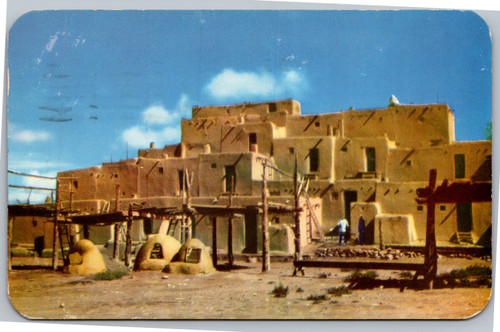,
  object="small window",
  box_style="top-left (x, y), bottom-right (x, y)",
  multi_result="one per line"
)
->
top-left (269, 103), bottom-right (277, 112)
top-left (225, 165), bottom-right (236, 192)
top-left (249, 133), bottom-right (257, 151)
top-left (440, 205), bottom-right (446, 211)
top-left (178, 170), bottom-right (185, 191)
top-left (315, 122), bottom-right (320, 127)
top-left (309, 148), bottom-right (319, 172)
top-left (158, 167), bottom-right (164, 174)
top-left (366, 147), bottom-right (376, 172)
top-left (417, 205), bottom-right (423, 211)
top-left (454, 154), bottom-right (465, 179)
top-left (211, 163), bottom-right (217, 169)
top-left (289, 147), bottom-right (294, 154)
top-left (406, 160), bottom-right (411, 166)
top-left (73, 180), bottom-right (78, 189)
